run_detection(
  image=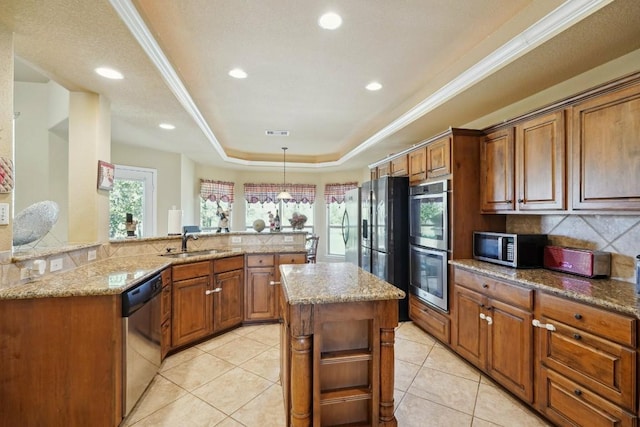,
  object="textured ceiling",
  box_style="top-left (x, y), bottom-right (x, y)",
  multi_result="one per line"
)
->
top-left (3, 0), bottom-right (640, 172)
